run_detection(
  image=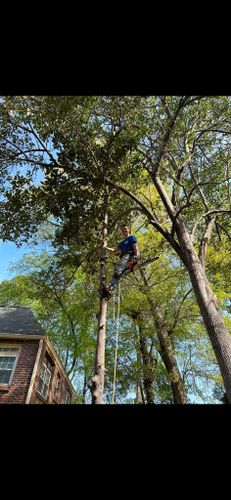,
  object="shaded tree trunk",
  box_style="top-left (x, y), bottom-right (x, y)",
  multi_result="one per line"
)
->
top-left (139, 267), bottom-right (188, 404)
top-left (135, 381), bottom-right (145, 404)
top-left (134, 339), bottom-right (146, 404)
top-left (153, 306), bottom-right (188, 404)
top-left (82, 371), bottom-right (88, 404)
top-left (175, 218), bottom-right (231, 403)
top-left (138, 324), bottom-right (155, 404)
